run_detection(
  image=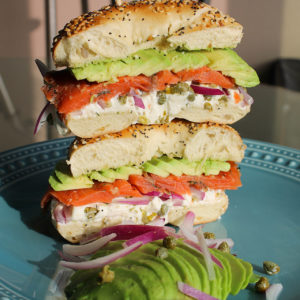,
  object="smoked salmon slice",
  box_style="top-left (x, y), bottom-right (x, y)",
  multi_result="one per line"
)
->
top-left (41, 163), bottom-right (241, 207)
top-left (42, 67), bottom-right (235, 114)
